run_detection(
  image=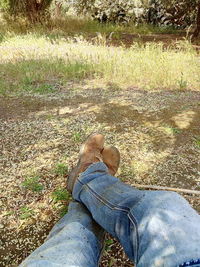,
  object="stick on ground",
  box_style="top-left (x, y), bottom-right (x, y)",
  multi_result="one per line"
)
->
top-left (131, 184), bottom-right (200, 195)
